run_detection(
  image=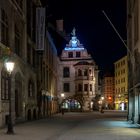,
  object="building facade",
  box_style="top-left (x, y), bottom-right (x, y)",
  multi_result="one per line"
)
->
top-left (127, 0), bottom-right (140, 123)
top-left (0, 0), bottom-right (59, 127)
top-left (0, 0), bottom-right (43, 127)
top-left (102, 74), bottom-right (115, 109)
top-left (57, 28), bottom-right (99, 112)
top-left (114, 56), bottom-right (128, 110)
top-left (37, 31), bottom-right (58, 118)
